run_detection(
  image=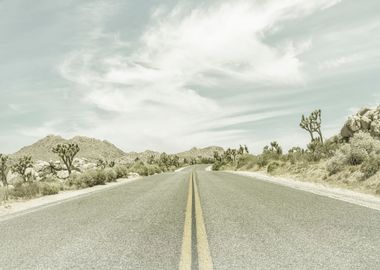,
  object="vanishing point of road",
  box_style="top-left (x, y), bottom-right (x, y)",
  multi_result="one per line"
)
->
top-left (1, 165), bottom-right (380, 269)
